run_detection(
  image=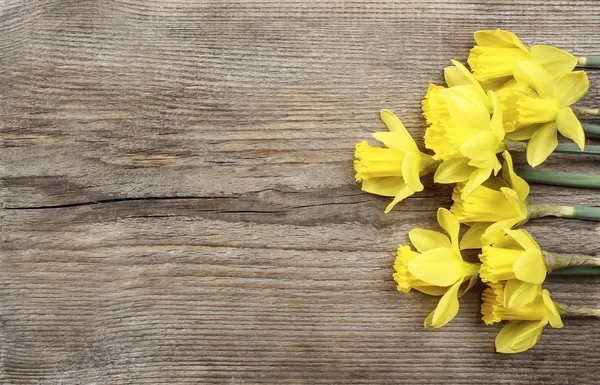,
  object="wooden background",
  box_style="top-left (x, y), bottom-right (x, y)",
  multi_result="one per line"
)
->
top-left (1, 0), bottom-right (599, 383)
